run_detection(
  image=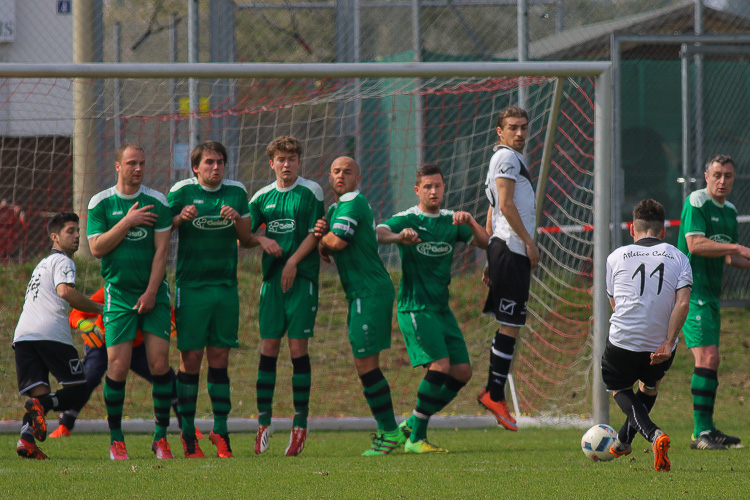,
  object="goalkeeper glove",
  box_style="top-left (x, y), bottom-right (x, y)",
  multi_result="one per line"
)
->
top-left (77, 318), bottom-right (105, 348)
